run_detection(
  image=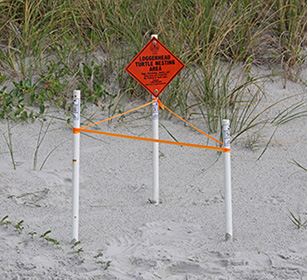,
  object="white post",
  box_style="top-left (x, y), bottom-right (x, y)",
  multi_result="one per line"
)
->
top-left (72, 90), bottom-right (81, 242)
top-left (222, 119), bottom-right (232, 241)
top-left (151, 34), bottom-right (159, 205)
